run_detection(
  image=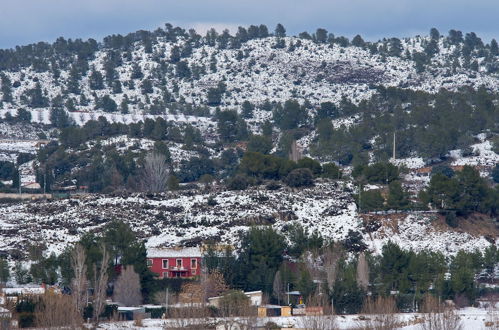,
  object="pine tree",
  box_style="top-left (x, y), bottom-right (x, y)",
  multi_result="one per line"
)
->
top-left (275, 24), bottom-right (286, 38)
top-left (315, 28), bottom-right (328, 43)
top-left (0, 73), bottom-right (13, 102)
top-left (89, 69), bottom-right (104, 90)
top-left (131, 63), bottom-right (143, 79)
top-left (490, 39), bottom-right (498, 56)
top-left (241, 100), bottom-right (254, 118)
